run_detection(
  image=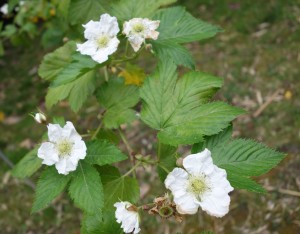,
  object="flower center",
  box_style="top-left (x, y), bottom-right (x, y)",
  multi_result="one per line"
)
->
top-left (97, 36), bottom-right (109, 48)
top-left (57, 139), bottom-right (73, 157)
top-left (187, 176), bottom-right (208, 196)
top-left (133, 23), bottom-right (145, 33)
